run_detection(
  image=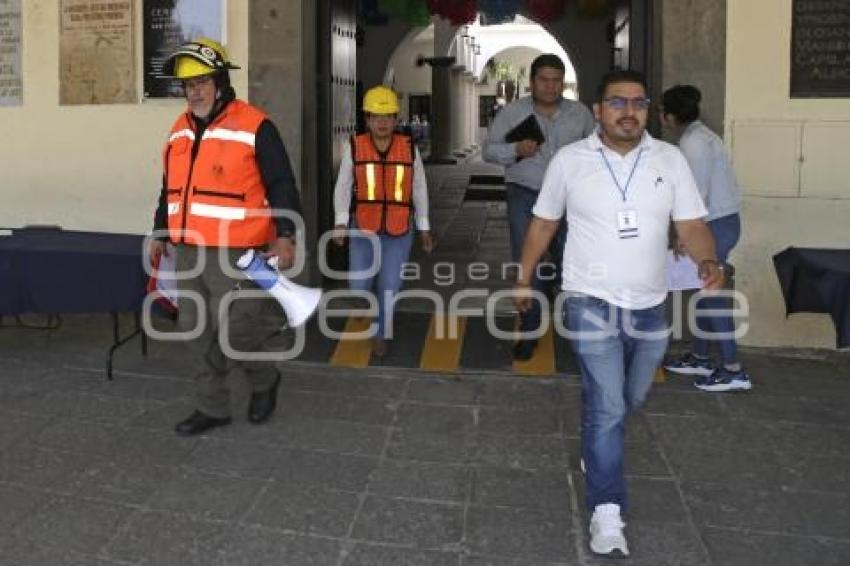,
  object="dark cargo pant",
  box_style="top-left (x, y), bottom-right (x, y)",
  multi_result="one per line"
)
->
top-left (175, 245), bottom-right (286, 418)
